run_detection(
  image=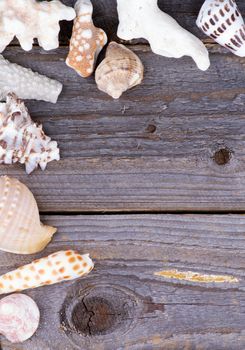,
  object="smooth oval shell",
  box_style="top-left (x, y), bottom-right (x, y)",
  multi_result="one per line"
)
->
top-left (0, 294), bottom-right (40, 343)
top-left (0, 176), bottom-right (56, 254)
top-left (197, 0), bottom-right (245, 56)
top-left (95, 42), bottom-right (144, 99)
